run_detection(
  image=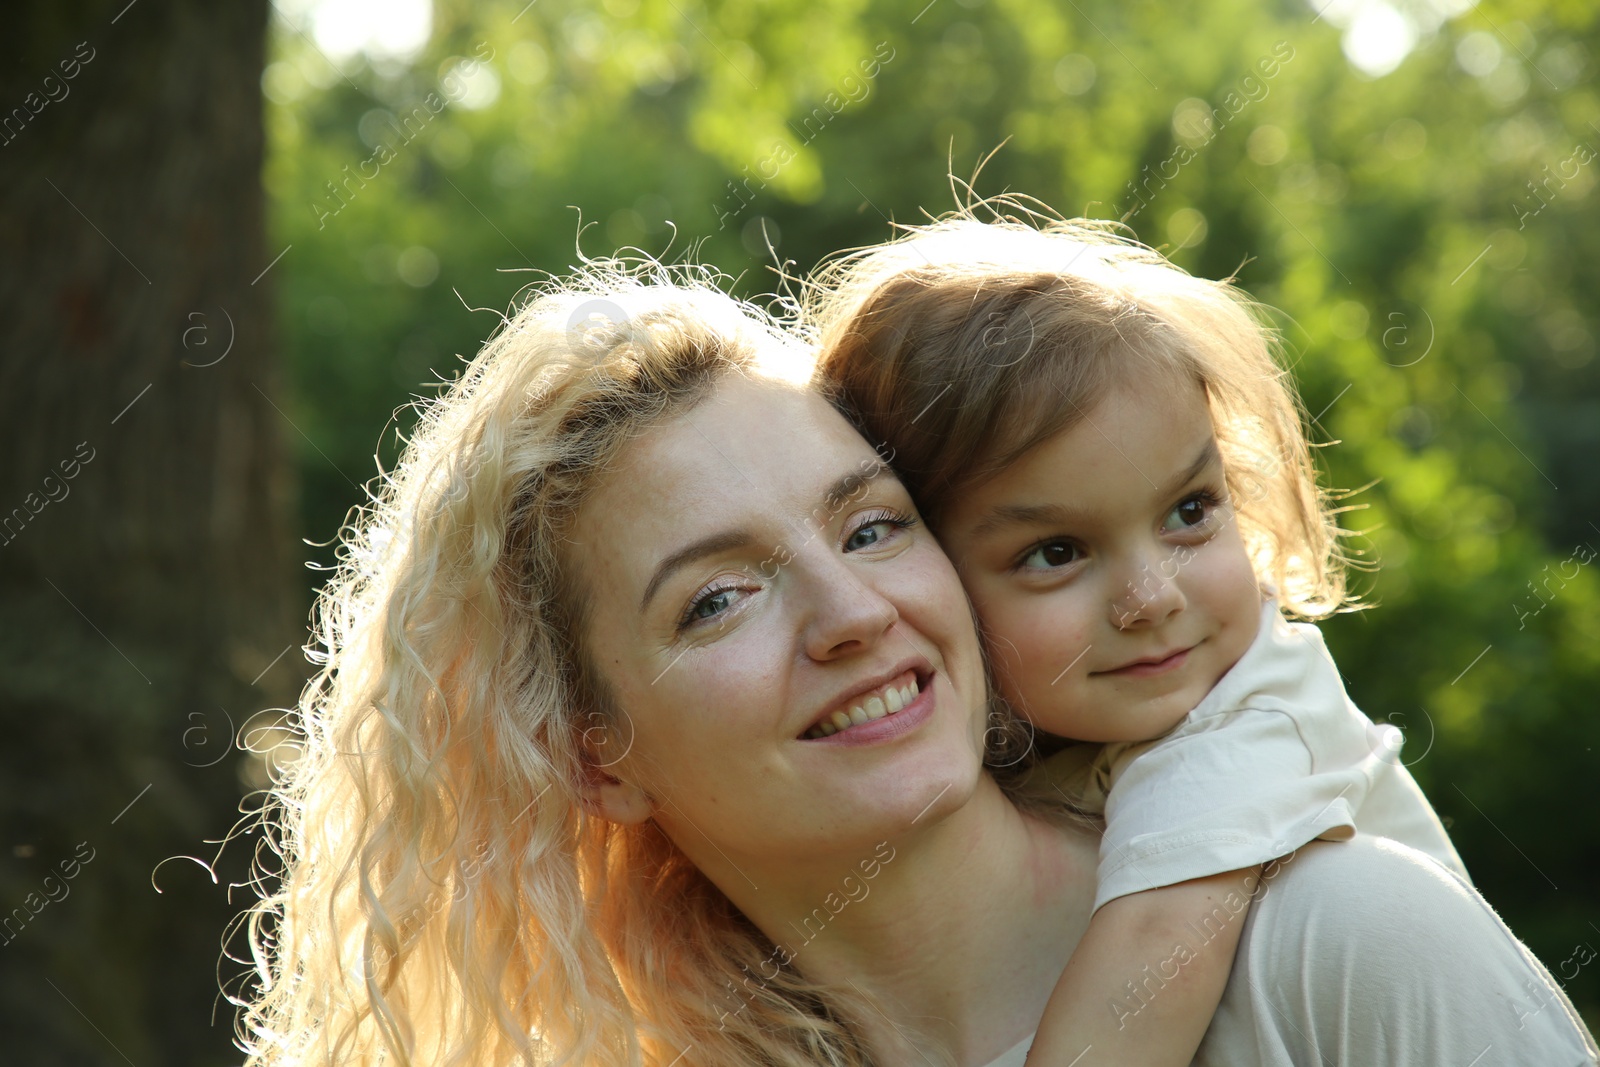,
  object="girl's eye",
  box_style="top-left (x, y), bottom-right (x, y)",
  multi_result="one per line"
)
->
top-left (1163, 491), bottom-right (1222, 533)
top-left (844, 509), bottom-right (918, 552)
top-left (1019, 540), bottom-right (1082, 571)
